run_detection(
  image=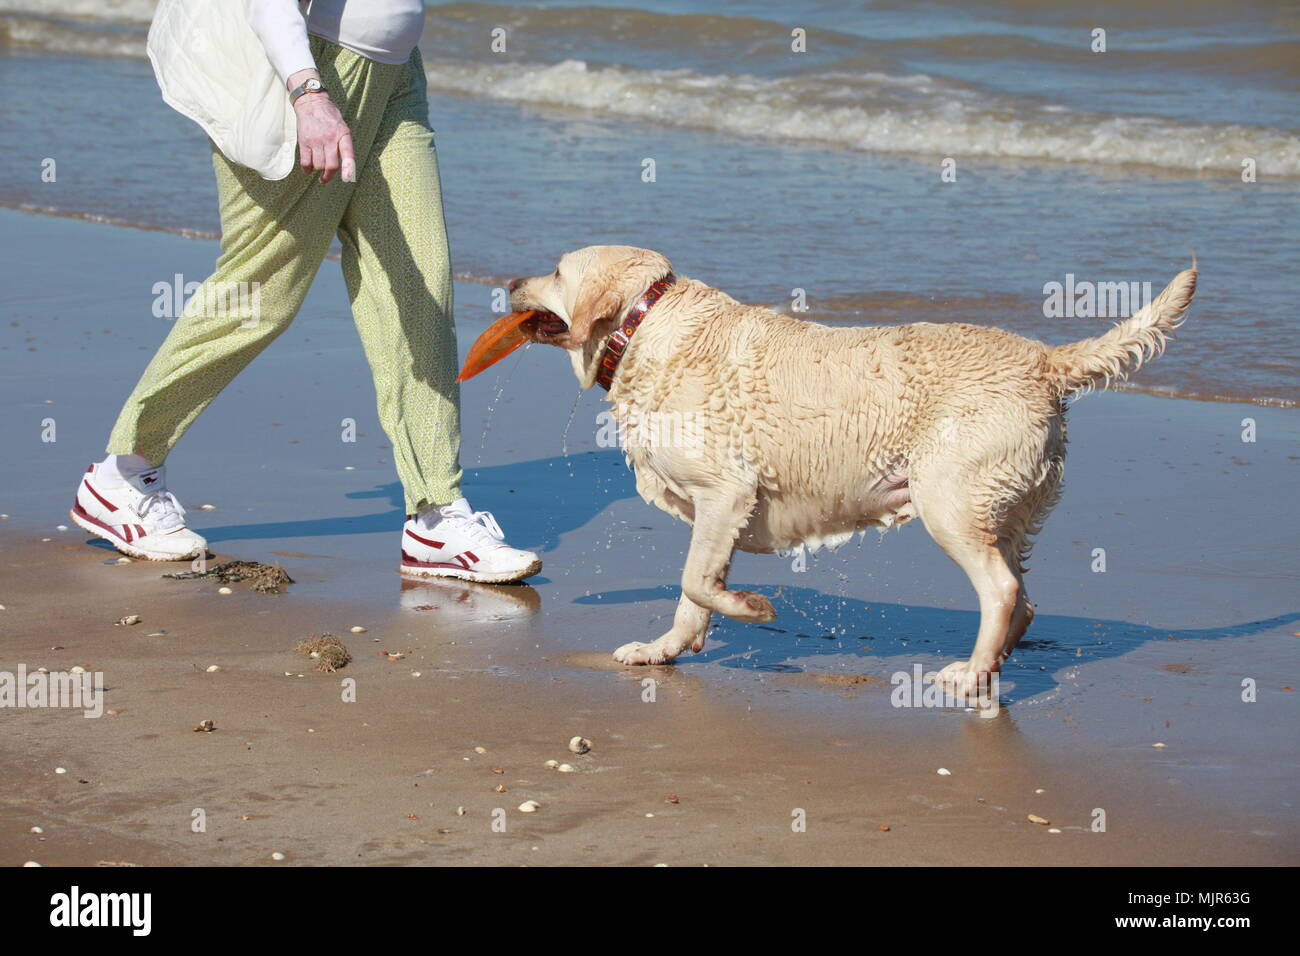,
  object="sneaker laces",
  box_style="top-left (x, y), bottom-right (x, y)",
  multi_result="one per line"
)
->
top-left (134, 490), bottom-right (187, 532)
top-left (442, 507), bottom-right (505, 549)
